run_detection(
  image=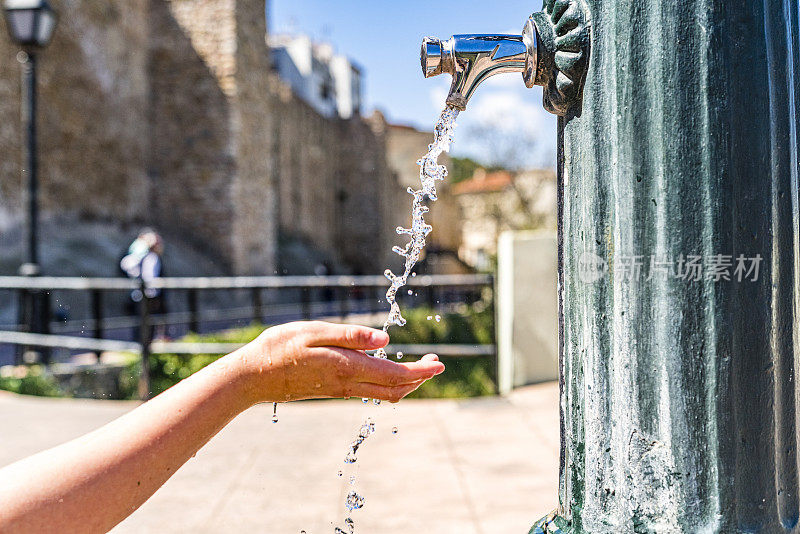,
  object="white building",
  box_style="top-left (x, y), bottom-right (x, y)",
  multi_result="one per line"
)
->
top-left (453, 168), bottom-right (557, 270)
top-left (269, 34), bottom-right (362, 119)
